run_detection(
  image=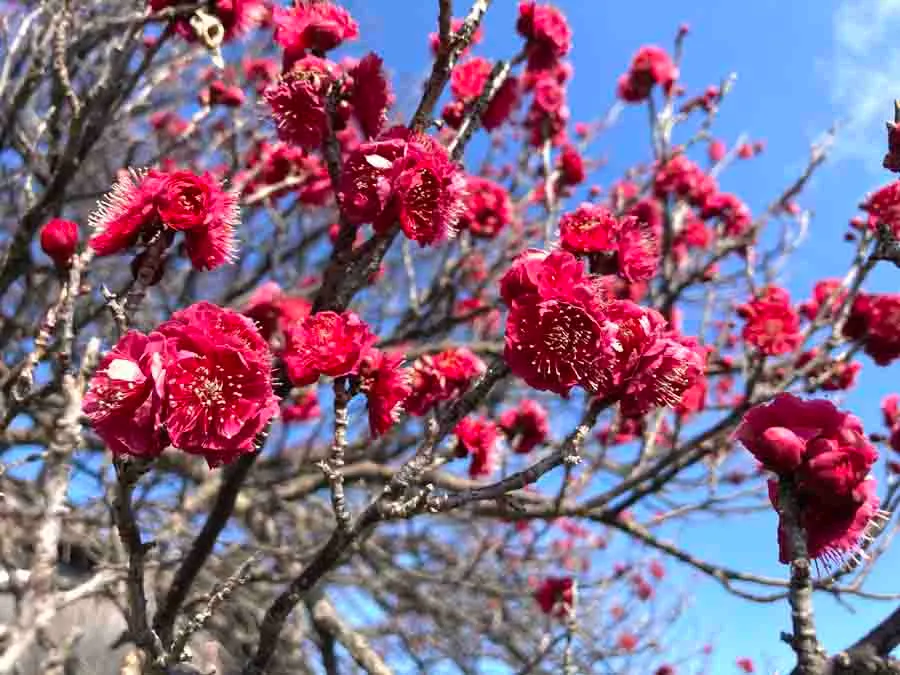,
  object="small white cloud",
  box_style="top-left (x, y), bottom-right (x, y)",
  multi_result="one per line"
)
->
top-left (828, 0), bottom-right (900, 167)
